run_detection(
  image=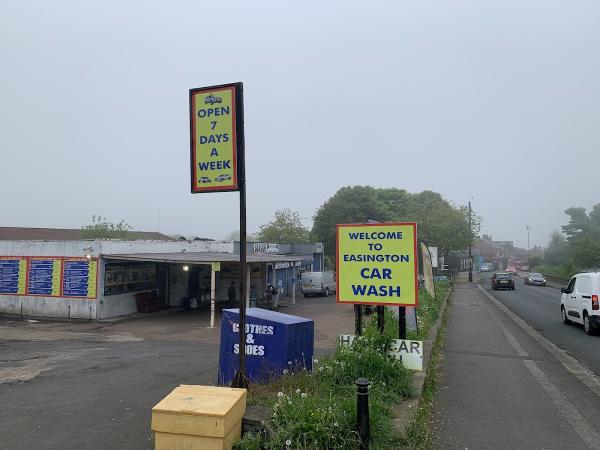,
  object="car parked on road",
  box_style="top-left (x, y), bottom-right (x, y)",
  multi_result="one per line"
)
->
top-left (301, 271), bottom-right (336, 297)
top-left (506, 266), bottom-right (517, 275)
top-left (480, 263), bottom-right (494, 272)
top-left (491, 272), bottom-right (515, 290)
top-left (560, 272), bottom-right (600, 335)
top-left (524, 272), bottom-right (547, 286)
